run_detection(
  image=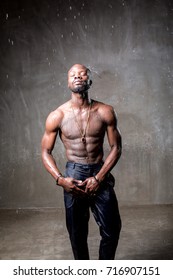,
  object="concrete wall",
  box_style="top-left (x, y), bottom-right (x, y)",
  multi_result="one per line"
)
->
top-left (0, 0), bottom-right (172, 208)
